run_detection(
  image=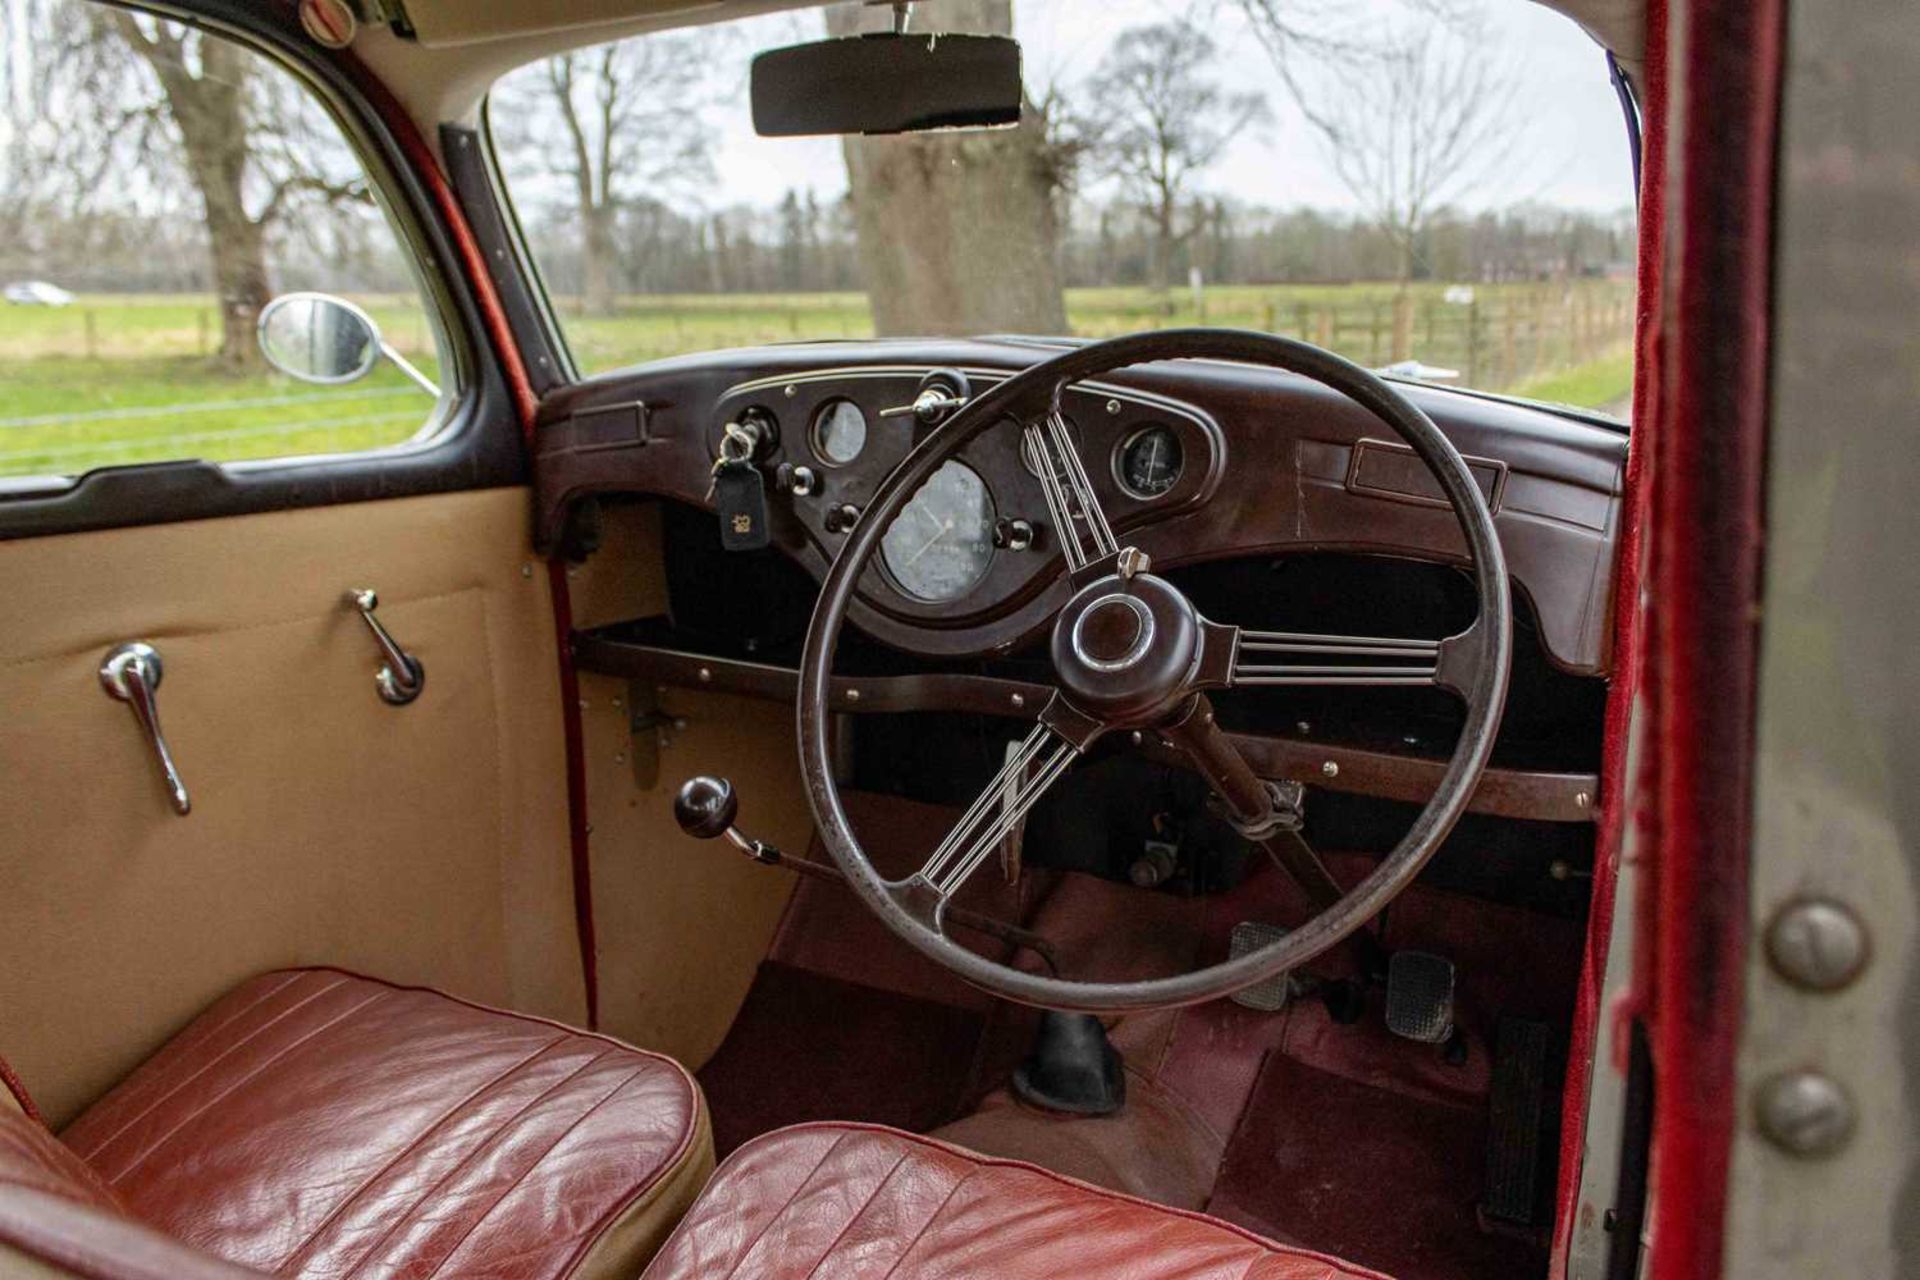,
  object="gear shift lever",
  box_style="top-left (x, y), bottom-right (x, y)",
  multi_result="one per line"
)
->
top-left (674, 775), bottom-right (779, 860)
top-left (672, 774), bottom-right (1061, 974)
